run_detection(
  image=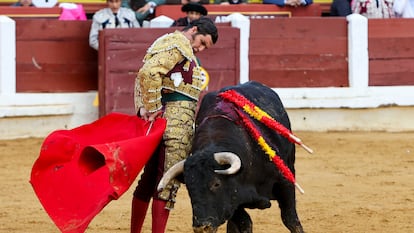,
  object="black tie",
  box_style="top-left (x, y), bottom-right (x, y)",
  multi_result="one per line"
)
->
top-left (114, 13), bottom-right (120, 27)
